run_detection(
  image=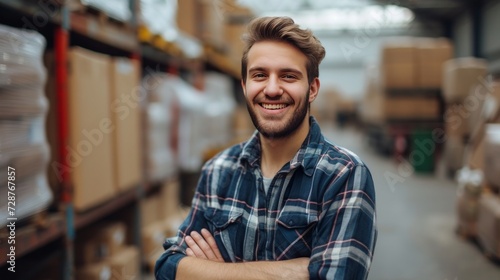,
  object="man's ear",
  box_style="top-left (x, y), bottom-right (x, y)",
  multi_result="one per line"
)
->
top-left (241, 79), bottom-right (246, 96)
top-left (309, 77), bottom-right (320, 102)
